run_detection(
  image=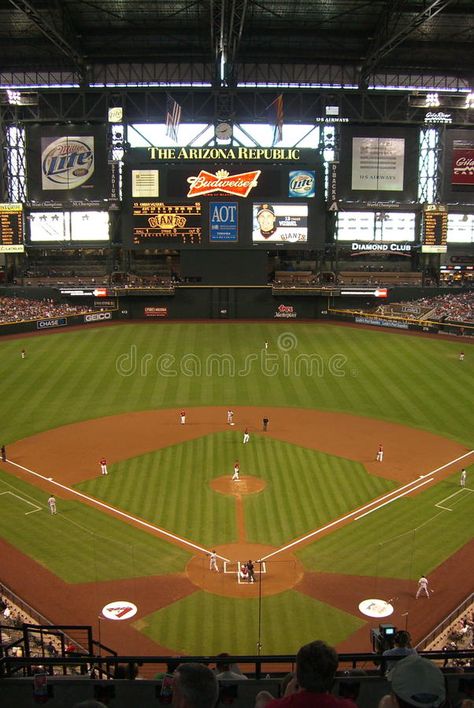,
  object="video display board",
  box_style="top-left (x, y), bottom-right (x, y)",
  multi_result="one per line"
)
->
top-left (421, 205), bottom-right (448, 253)
top-left (441, 129), bottom-right (474, 204)
top-left (122, 147), bottom-right (325, 249)
top-left (0, 203), bottom-right (25, 252)
top-left (337, 126), bottom-right (419, 204)
top-left (26, 125), bottom-right (110, 205)
top-left (28, 210), bottom-right (110, 242)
